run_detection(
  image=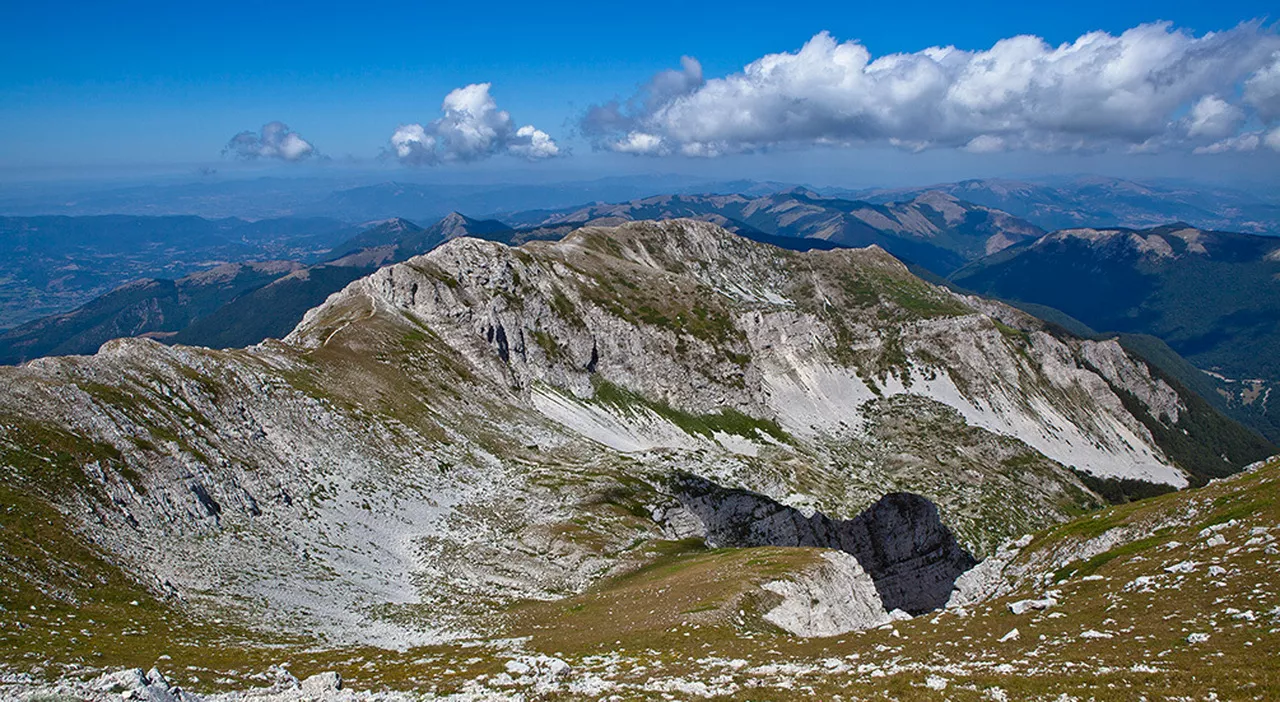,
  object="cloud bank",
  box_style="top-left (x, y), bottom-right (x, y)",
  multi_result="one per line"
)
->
top-left (390, 83), bottom-right (560, 165)
top-left (581, 22), bottom-right (1280, 156)
top-left (224, 122), bottom-right (316, 161)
